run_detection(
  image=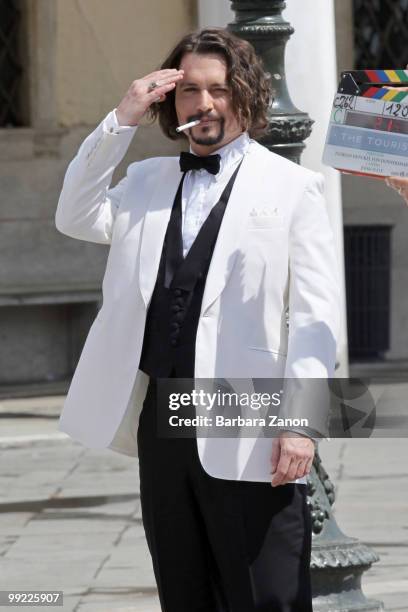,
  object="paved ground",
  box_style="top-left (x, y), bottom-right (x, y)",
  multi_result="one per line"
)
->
top-left (0, 384), bottom-right (407, 611)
